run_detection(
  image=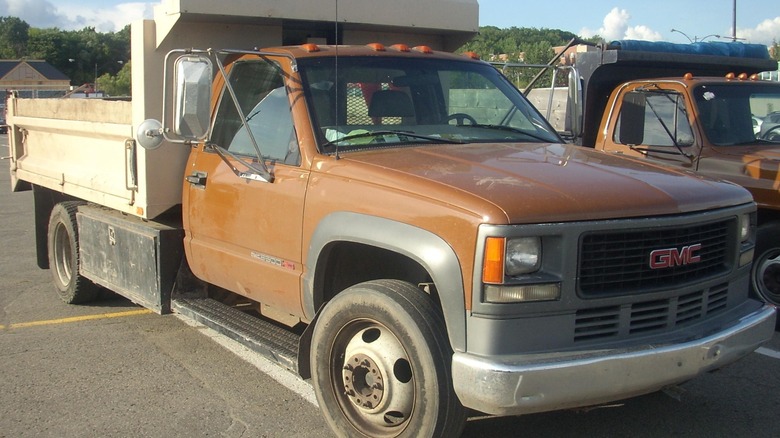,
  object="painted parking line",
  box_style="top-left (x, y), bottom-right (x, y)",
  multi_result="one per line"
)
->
top-left (756, 347), bottom-right (780, 360)
top-left (0, 309), bottom-right (153, 330)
